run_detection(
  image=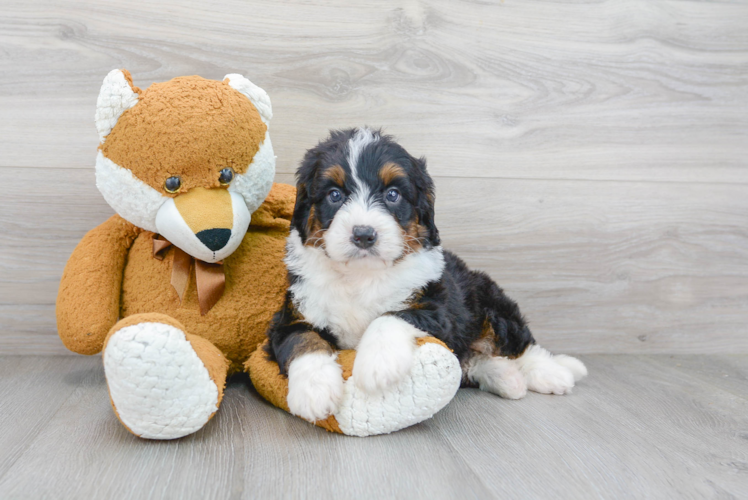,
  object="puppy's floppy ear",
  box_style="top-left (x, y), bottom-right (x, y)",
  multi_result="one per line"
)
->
top-left (291, 148), bottom-right (322, 243)
top-left (411, 155), bottom-right (440, 248)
